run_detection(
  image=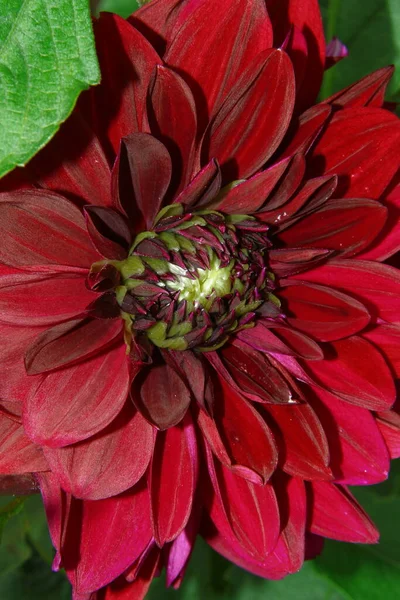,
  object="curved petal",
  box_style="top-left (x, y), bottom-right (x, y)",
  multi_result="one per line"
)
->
top-left (308, 386), bottom-right (389, 484)
top-left (363, 324), bottom-right (400, 377)
top-left (307, 108), bottom-right (400, 199)
top-left (0, 414), bottom-right (47, 473)
top-left (24, 343), bottom-right (129, 447)
top-left (150, 415), bottom-right (197, 545)
top-left (88, 14), bottom-right (161, 156)
top-left (67, 483), bottom-right (152, 594)
top-left (44, 405), bottom-right (154, 500)
top-left (164, 0), bottom-right (273, 129)
top-left (279, 281), bottom-right (371, 341)
top-left (292, 259), bottom-right (400, 324)
top-left (148, 65), bottom-right (198, 195)
top-left (309, 482), bottom-right (379, 543)
top-left (278, 198), bottom-right (387, 258)
top-left (133, 361), bottom-right (191, 430)
top-left (204, 49), bottom-right (295, 181)
top-left (327, 66), bottom-right (394, 109)
top-left (305, 336), bottom-right (396, 411)
top-left (175, 159), bottom-right (221, 209)
top-left (0, 190), bottom-right (99, 269)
